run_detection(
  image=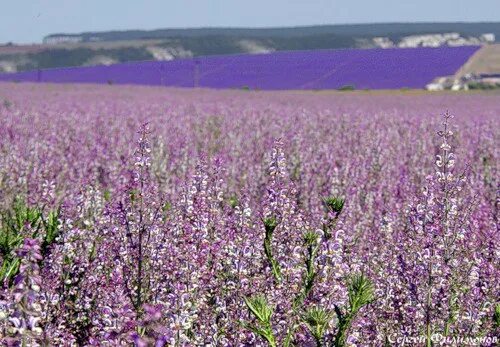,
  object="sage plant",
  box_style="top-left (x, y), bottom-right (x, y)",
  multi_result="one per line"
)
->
top-left (0, 83), bottom-right (498, 346)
